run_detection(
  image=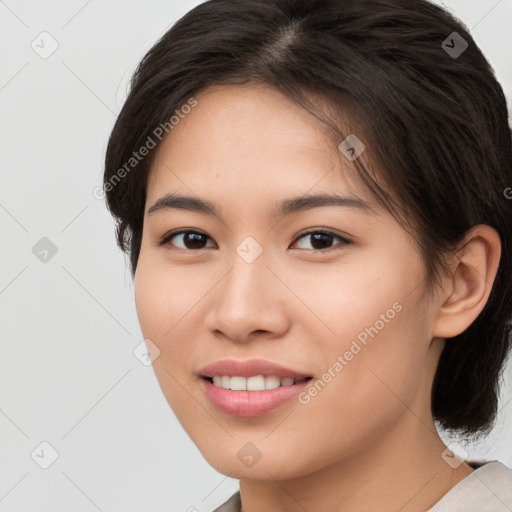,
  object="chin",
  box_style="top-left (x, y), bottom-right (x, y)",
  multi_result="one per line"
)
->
top-left (199, 446), bottom-right (308, 481)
